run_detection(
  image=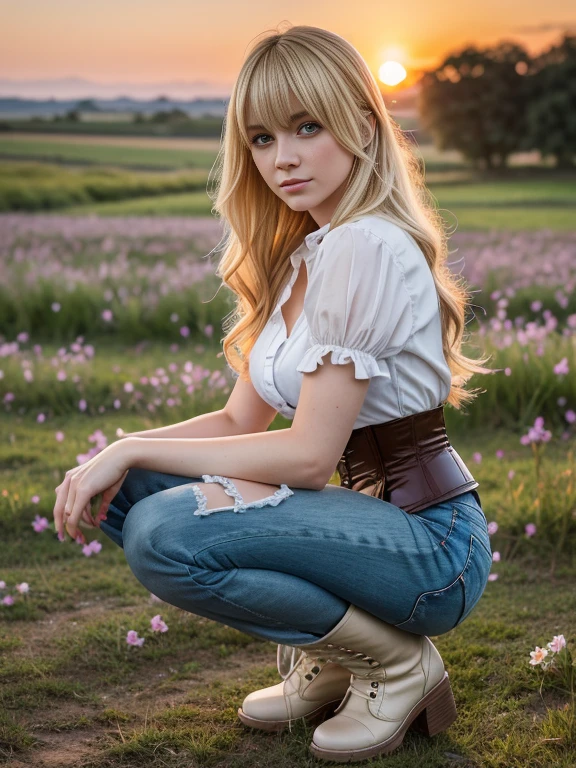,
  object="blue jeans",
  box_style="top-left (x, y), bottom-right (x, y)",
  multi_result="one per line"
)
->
top-left (100, 468), bottom-right (493, 646)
